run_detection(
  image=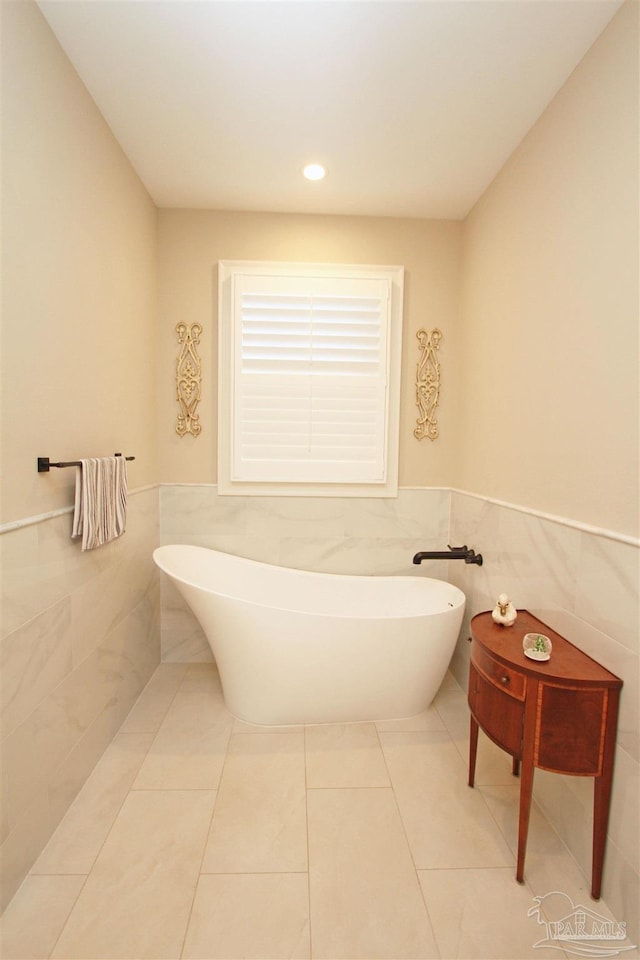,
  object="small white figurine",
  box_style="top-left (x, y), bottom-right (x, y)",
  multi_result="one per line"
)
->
top-left (492, 593), bottom-right (517, 627)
